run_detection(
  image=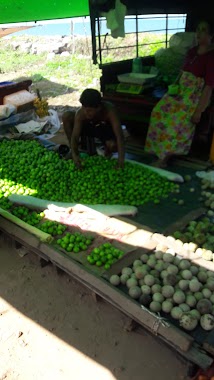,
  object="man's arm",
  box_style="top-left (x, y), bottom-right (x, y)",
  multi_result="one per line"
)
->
top-left (71, 112), bottom-right (83, 166)
top-left (108, 107), bottom-right (125, 168)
